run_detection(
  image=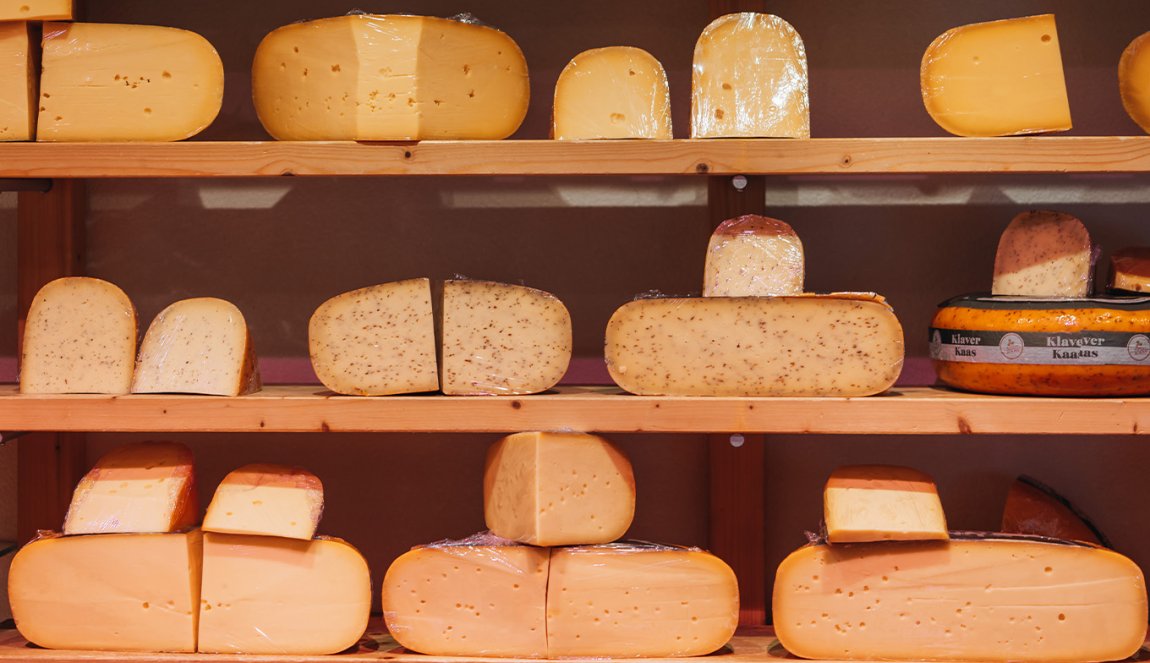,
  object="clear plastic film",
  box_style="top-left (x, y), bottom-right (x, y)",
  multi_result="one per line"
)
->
top-left (992, 211), bottom-right (1095, 298)
top-left (552, 46), bottom-right (672, 140)
top-left (703, 214), bottom-right (804, 297)
top-left (1109, 247), bottom-right (1150, 293)
top-left (202, 463), bottom-right (323, 540)
top-left (1119, 31), bottom-right (1150, 134)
